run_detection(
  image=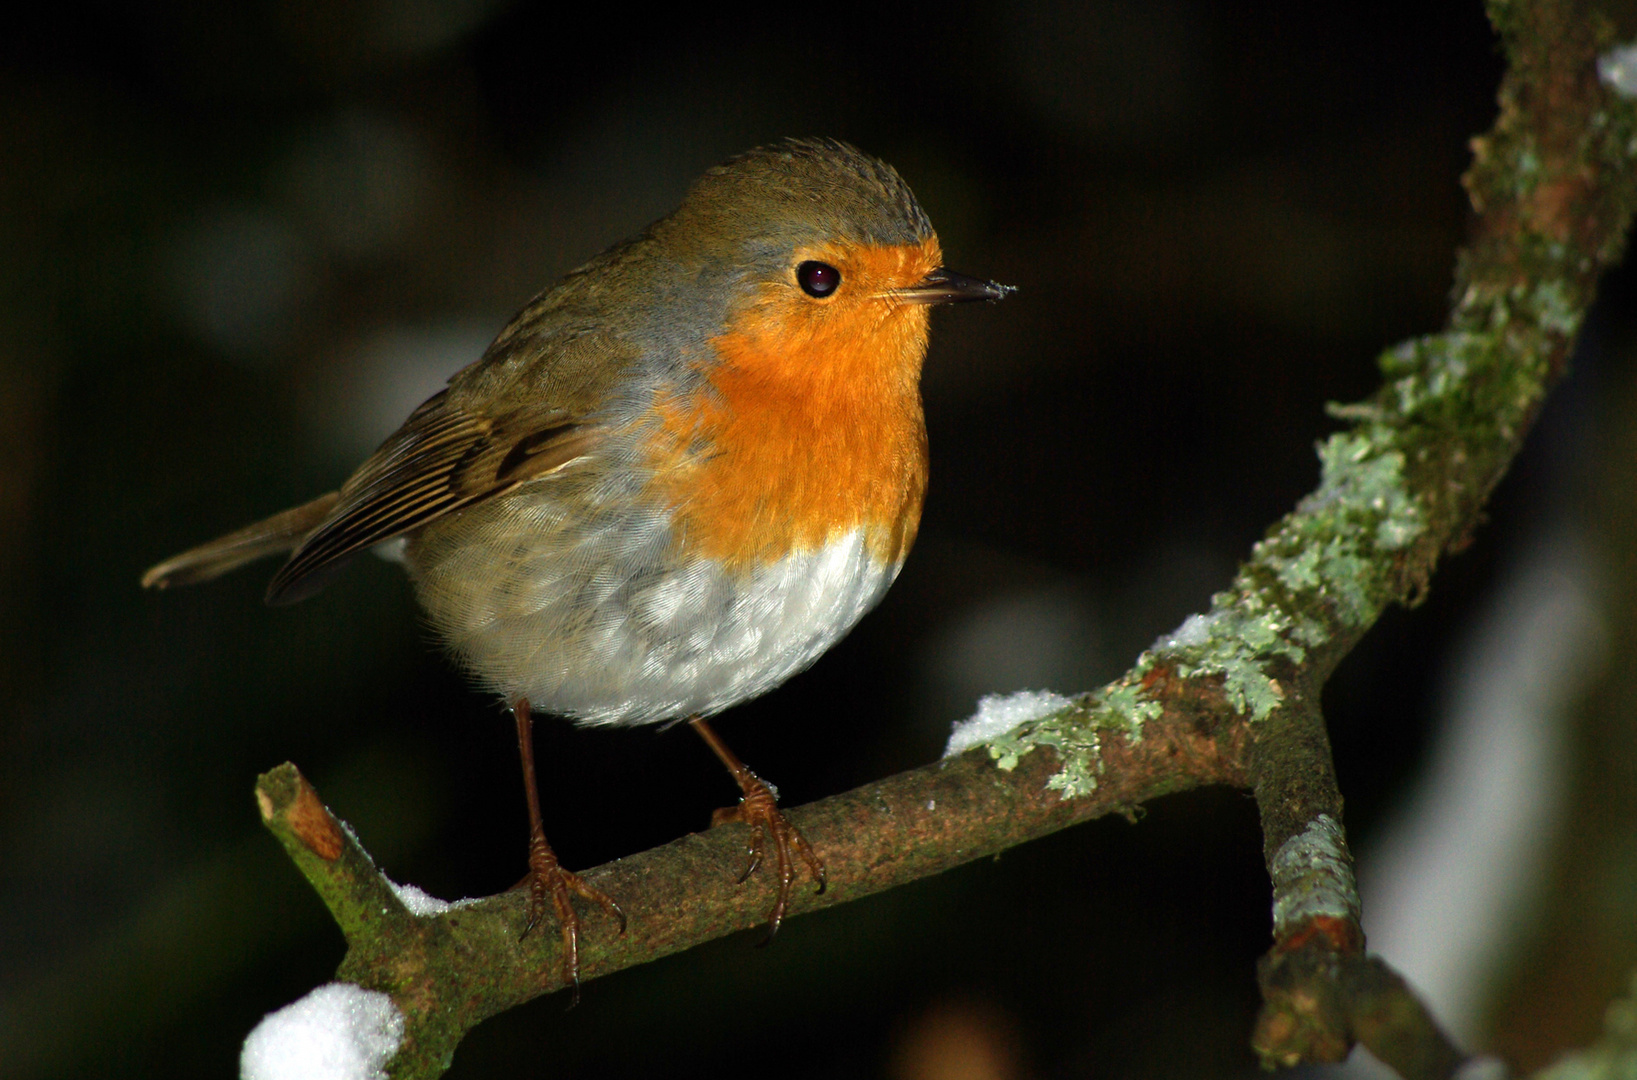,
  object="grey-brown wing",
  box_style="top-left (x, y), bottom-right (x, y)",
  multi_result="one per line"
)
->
top-left (264, 390), bottom-right (596, 604)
